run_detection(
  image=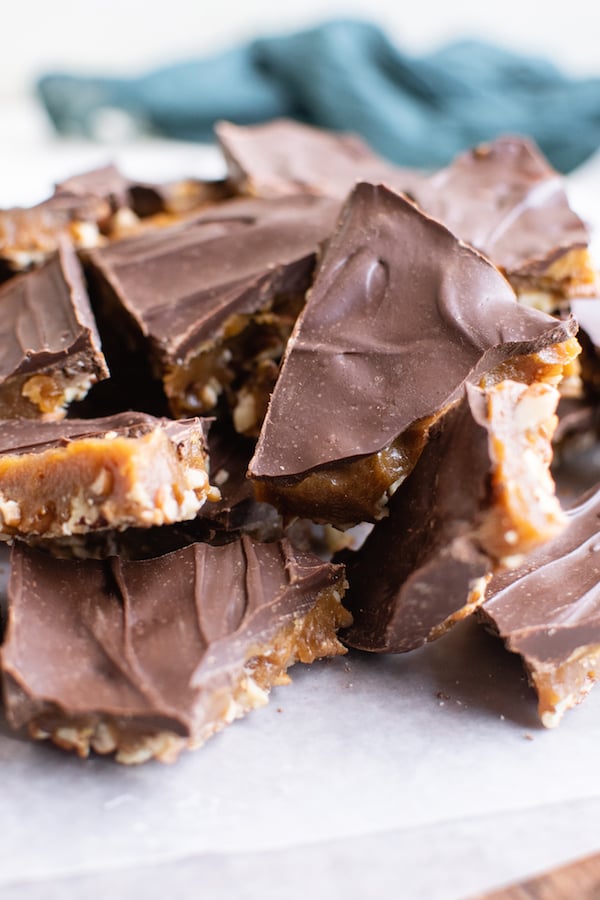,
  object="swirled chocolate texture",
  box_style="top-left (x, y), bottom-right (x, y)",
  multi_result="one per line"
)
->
top-left (0, 239), bottom-right (108, 418)
top-left (1, 538), bottom-right (349, 763)
top-left (216, 118), bottom-right (422, 200)
top-left (249, 183), bottom-right (578, 519)
top-left (480, 486), bottom-right (600, 727)
top-left (411, 136), bottom-right (595, 295)
top-left (341, 380), bottom-right (564, 653)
